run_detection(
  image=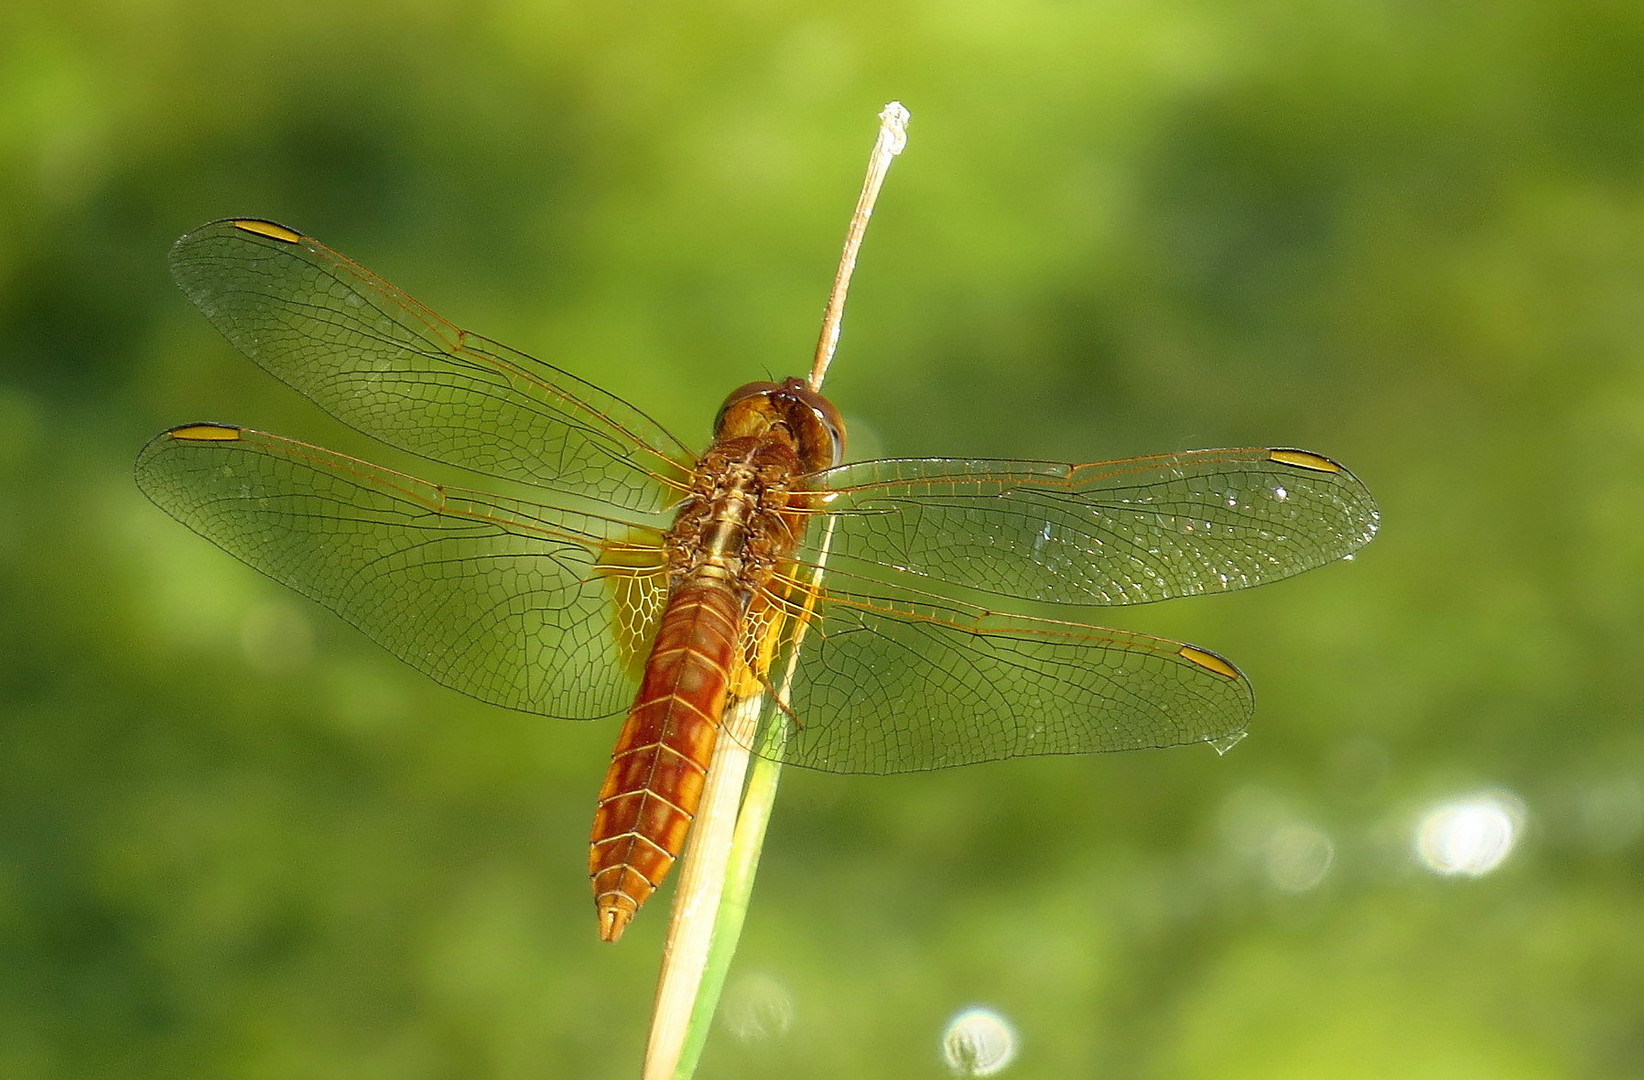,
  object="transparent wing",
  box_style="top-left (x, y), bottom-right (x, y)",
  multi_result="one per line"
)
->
top-left (135, 424), bottom-right (670, 720)
top-left (803, 448), bottom-right (1379, 606)
top-left (748, 569), bottom-right (1252, 775)
top-left (169, 219), bottom-right (694, 514)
